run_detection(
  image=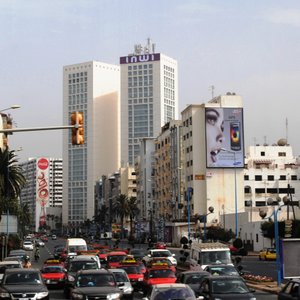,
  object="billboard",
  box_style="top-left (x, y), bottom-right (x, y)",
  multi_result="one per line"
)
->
top-left (36, 158), bottom-right (50, 230)
top-left (120, 53), bottom-right (160, 64)
top-left (205, 107), bottom-right (244, 168)
top-left (281, 238), bottom-right (300, 278)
